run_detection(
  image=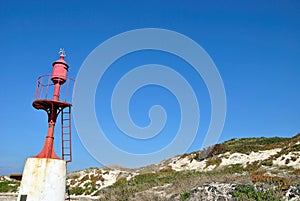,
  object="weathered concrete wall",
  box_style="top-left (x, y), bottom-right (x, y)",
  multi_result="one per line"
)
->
top-left (17, 158), bottom-right (66, 201)
top-left (0, 193), bottom-right (17, 201)
top-left (0, 194), bottom-right (97, 201)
